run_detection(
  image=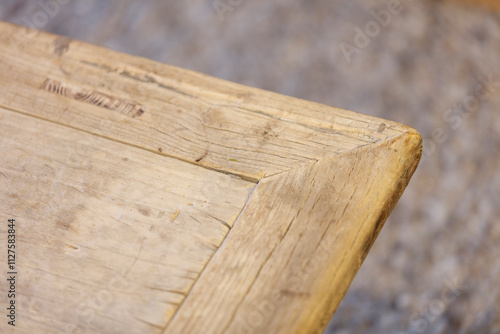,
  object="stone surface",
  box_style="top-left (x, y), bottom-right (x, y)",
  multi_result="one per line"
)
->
top-left (1, 1), bottom-right (499, 333)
